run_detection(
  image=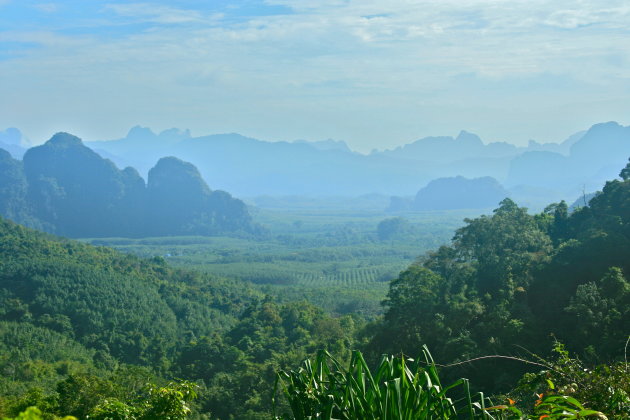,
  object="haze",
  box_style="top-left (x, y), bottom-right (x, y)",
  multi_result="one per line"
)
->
top-left (2, 0), bottom-right (630, 152)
